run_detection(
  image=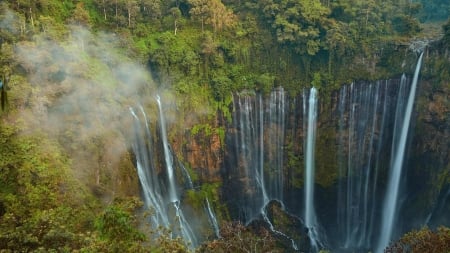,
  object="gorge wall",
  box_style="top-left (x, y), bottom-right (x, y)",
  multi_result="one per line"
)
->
top-left (163, 67), bottom-right (450, 252)
top-left (121, 47), bottom-right (449, 252)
